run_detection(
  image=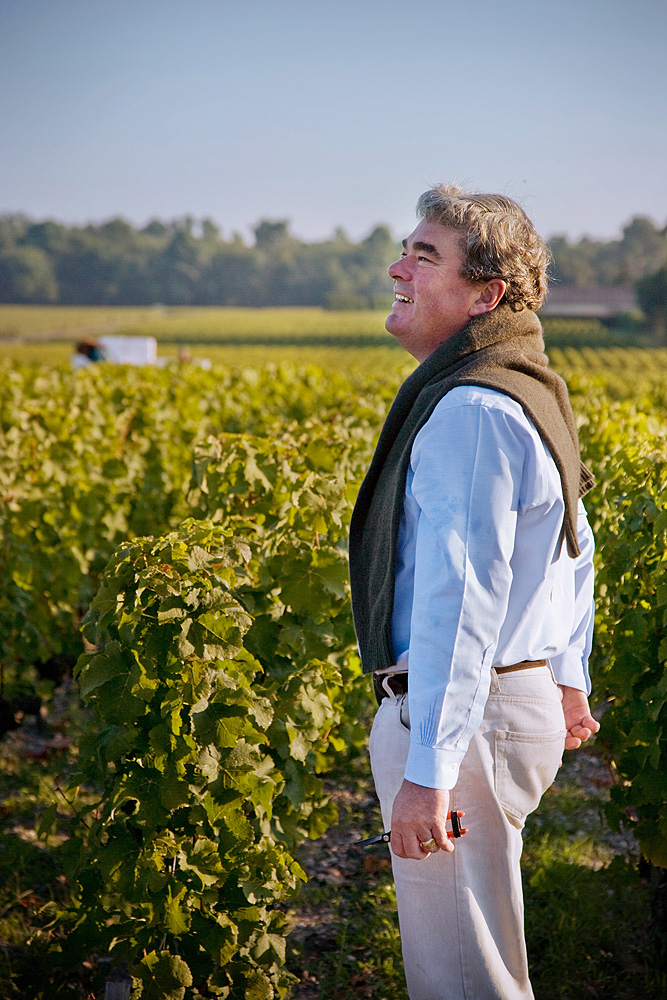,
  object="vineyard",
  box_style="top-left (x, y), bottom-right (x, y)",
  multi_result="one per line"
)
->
top-left (0, 313), bottom-right (666, 998)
